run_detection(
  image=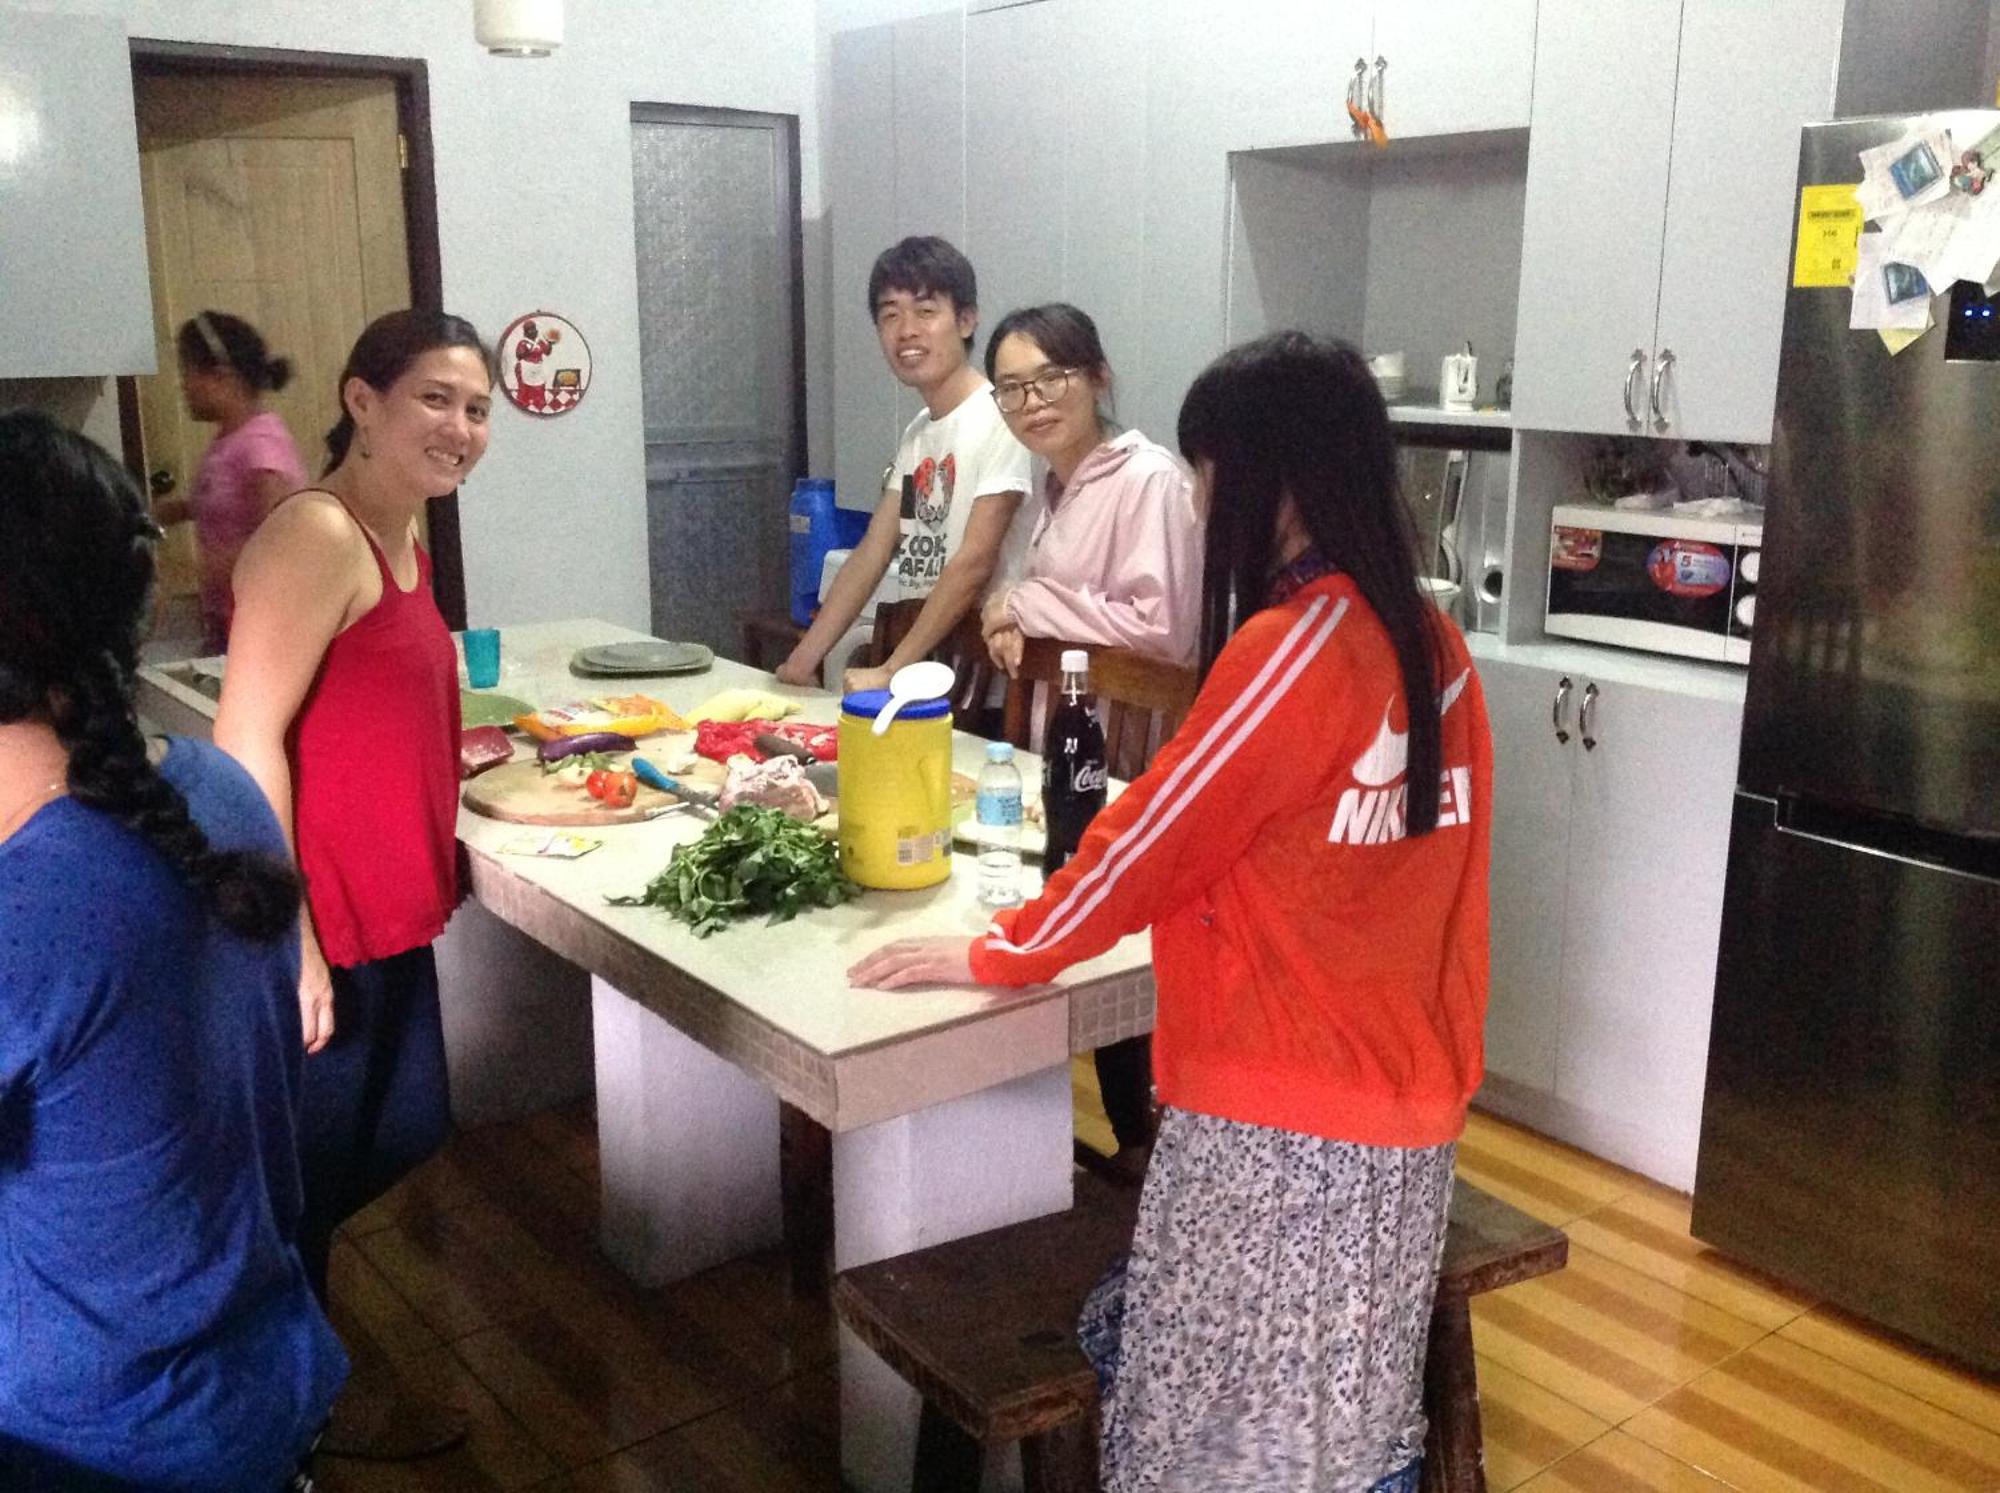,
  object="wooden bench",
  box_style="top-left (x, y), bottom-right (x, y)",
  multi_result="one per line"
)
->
top-left (833, 1174), bottom-right (1567, 1493)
